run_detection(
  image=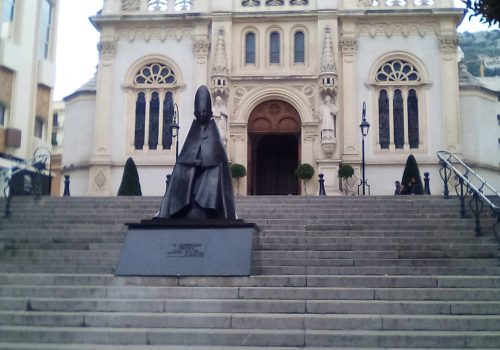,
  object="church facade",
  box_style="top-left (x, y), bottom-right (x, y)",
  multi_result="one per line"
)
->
top-left (62, 0), bottom-right (466, 196)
